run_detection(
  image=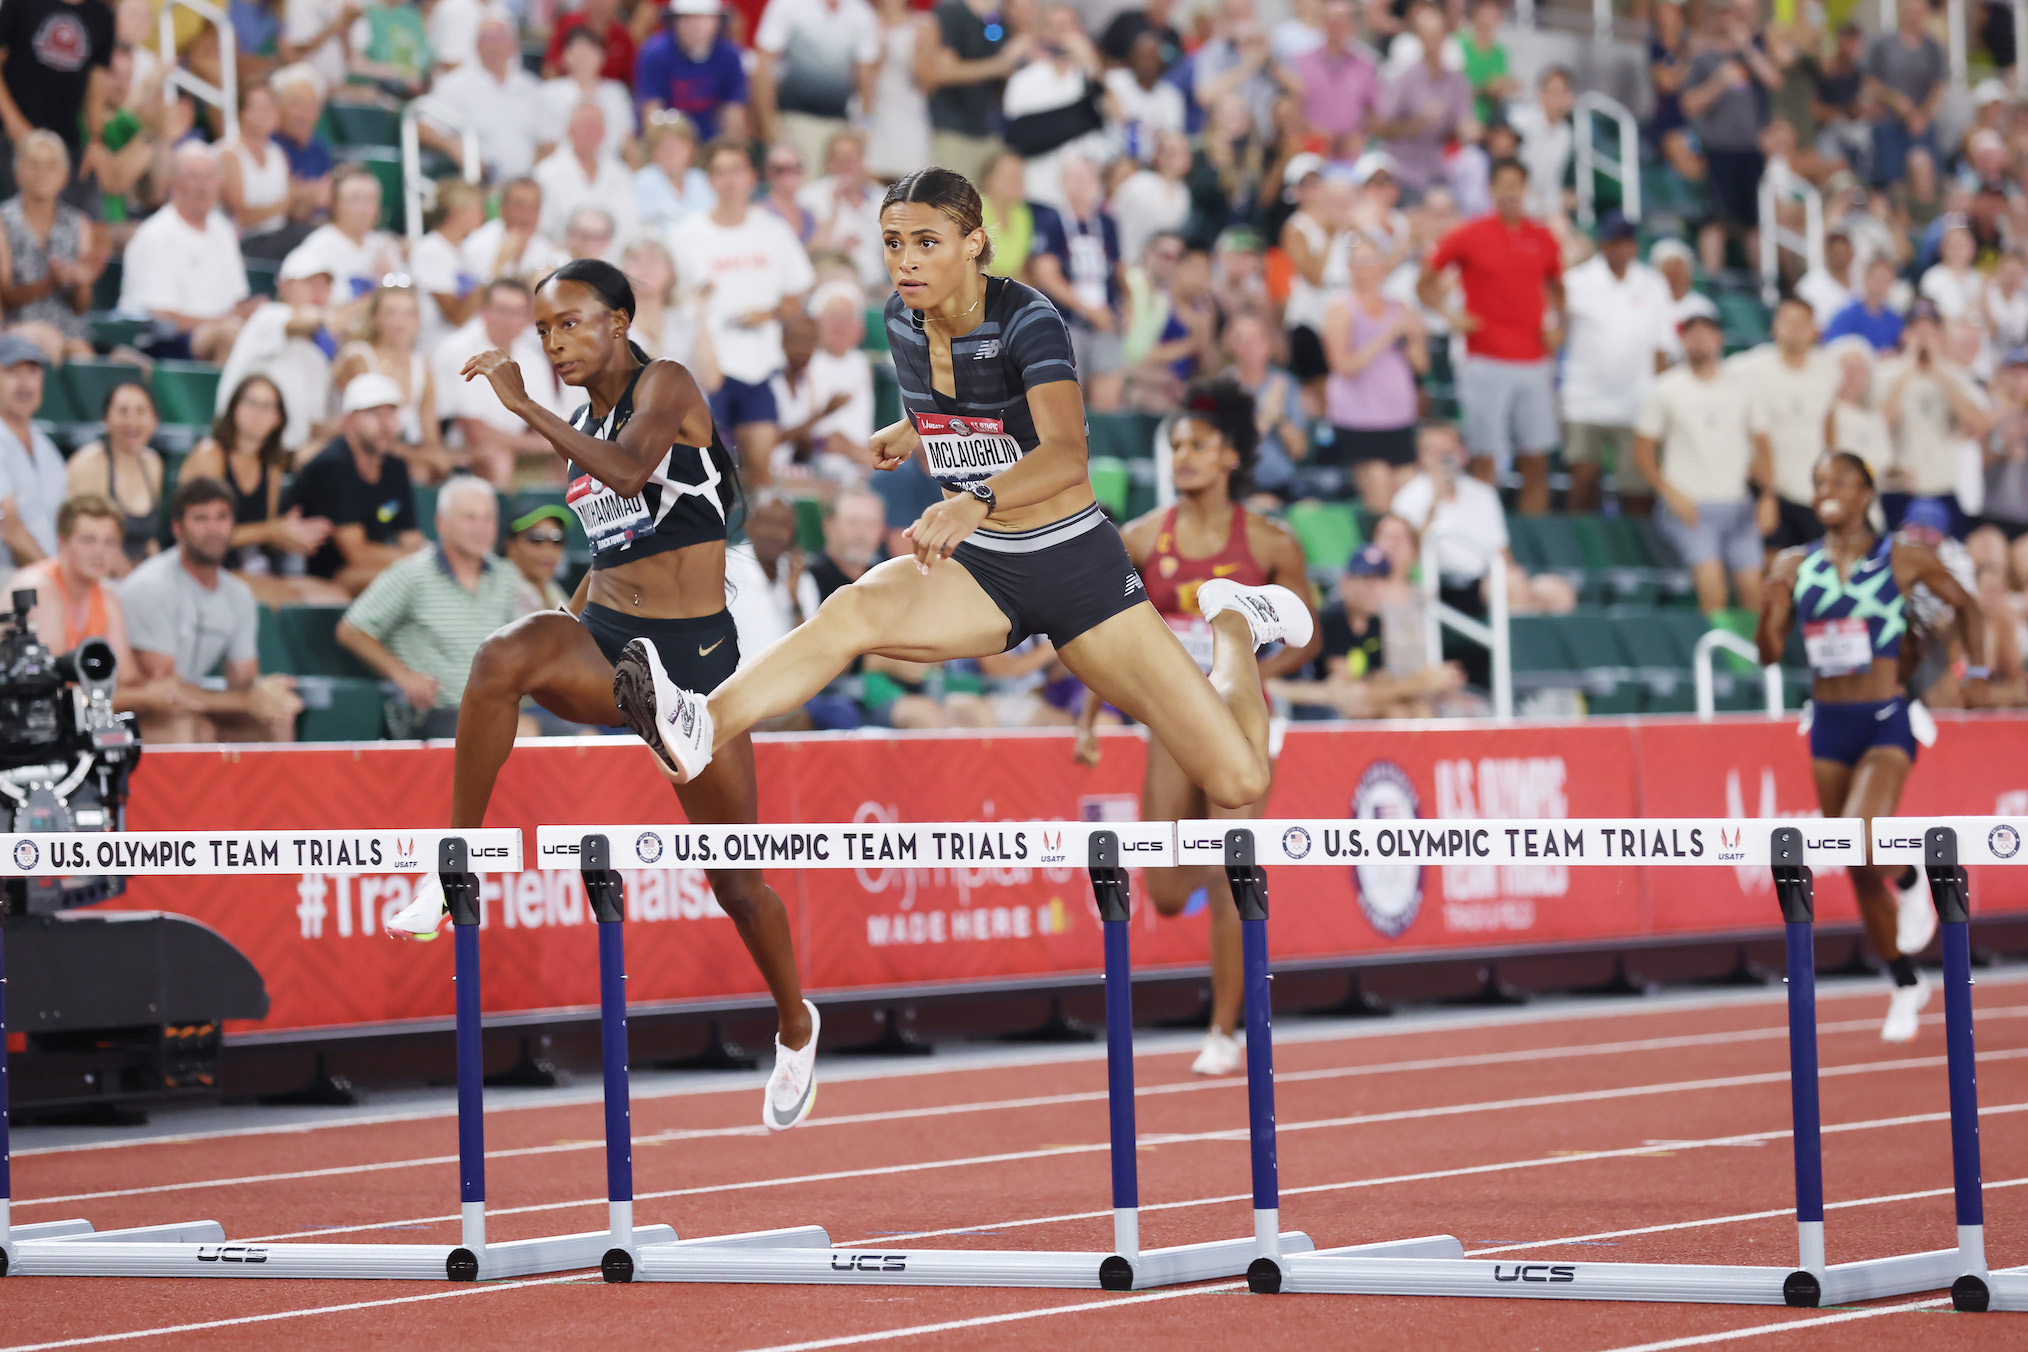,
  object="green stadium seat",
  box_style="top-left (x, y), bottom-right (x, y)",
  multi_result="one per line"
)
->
top-left (1125, 476), bottom-right (1157, 520)
top-left (86, 312), bottom-right (148, 353)
top-left (793, 495), bottom-right (825, 552)
top-left (274, 606), bottom-right (376, 679)
top-left (1505, 515), bottom-right (1549, 570)
top-left (153, 451), bottom-right (187, 546)
top-left (294, 675), bottom-right (386, 742)
top-left (1087, 412), bottom-right (1161, 460)
top-left (1507, 614), bottom-right (1575, 688)
top-left (413, 483), bottom-right (440, 541)
top-left (862, 307), bottom-right (890, 353)
top-left (257, 606), bottom-right (292, 674)
top-left (872, 364), bottom-right (901, 429)
top-left (325, 101), bottom-right (401, 149)
top-left (246, 258), bottom-right (281, 298)
top-left (151, 361), bottom-right (221, 426)
top-left (1286, 500), bottom-right (1360, 577)
top-left (63, 358), bottom-right (147, 422)
top-left (1547, 610), bottom-right (1642, 714)
top-left (1088, 456), bottom-right (1129, 519)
